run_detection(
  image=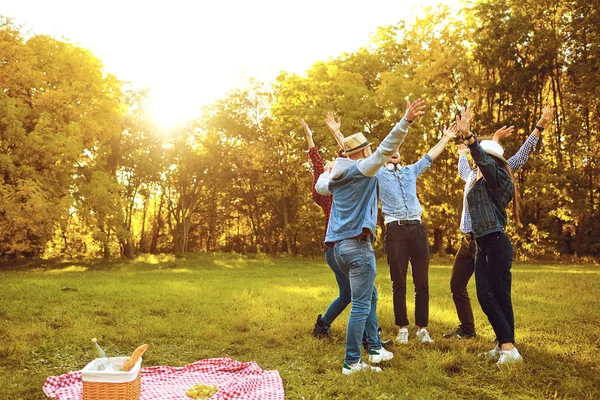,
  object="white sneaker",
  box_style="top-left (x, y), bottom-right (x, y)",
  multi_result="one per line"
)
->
top-left (368, 347), bottom-right (394, 363)
top-left (478, 346), bottom-right (501, 361)
top-left (396, 328), bottom-right (409, 344)
top-left (497, 347), bottom-right (523, 365)
top-left (416, 328), bottom-right (434, 343)
top-left (341, 359), bottom-right (382, 375)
